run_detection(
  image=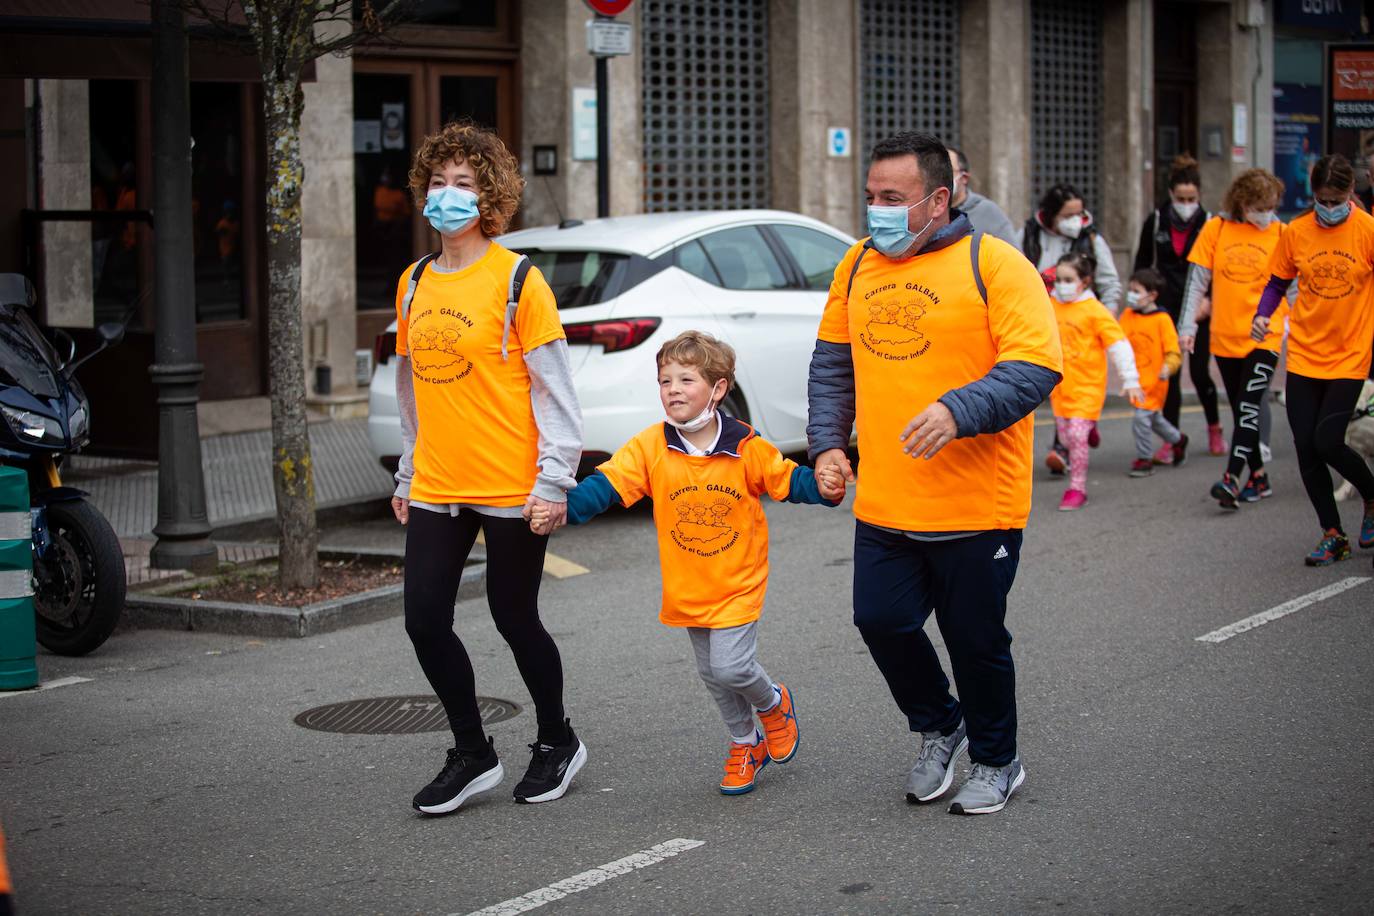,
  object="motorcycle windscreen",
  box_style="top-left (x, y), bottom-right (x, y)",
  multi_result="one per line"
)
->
top-left (0, 310), bottom-right (62, 399)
